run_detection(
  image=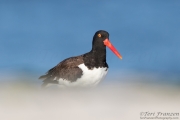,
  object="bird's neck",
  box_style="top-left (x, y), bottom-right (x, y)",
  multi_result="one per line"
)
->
top-left (83, 48), bottom-right (107, 69)
top-left (83, 40), bottom-right (108, 69)
top-left (91, 47), bottom-right (106, 61)
top-left (84, 46), bottom-right (107, 64)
